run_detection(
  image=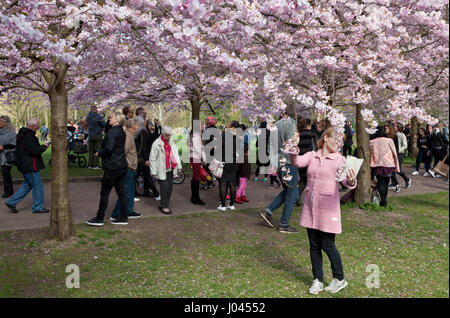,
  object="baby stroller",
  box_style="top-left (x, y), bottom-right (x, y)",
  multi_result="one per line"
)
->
top-left (48, 126), bottom-right (88, 168)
